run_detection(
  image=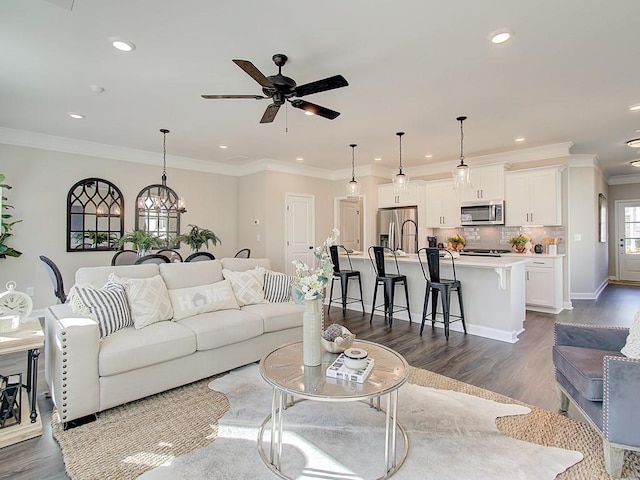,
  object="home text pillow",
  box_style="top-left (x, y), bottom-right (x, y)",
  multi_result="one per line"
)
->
top-left (621, 308), bottom-right (640, 358)
top-left (222, 266), bottom-right (266, 306)
top-left (68, 282), bottom-right (132, 338)
top-left (109, 273), bottom-right (173, 329)
top-left (168, 279), bottom-right (240, 320)
top-left (264, 271), bottom-right (293, 303)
